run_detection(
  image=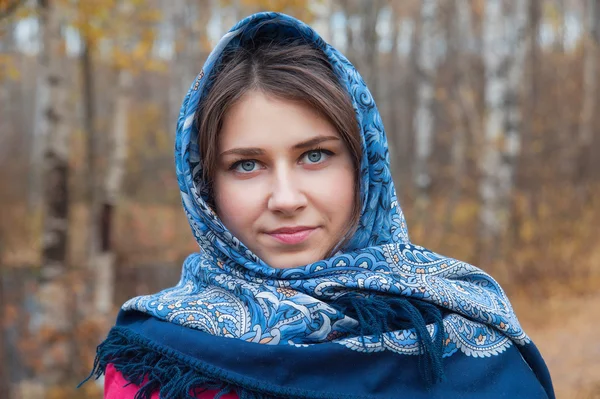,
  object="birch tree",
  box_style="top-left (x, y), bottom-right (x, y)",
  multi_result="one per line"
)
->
top-left (339, 0), bottom-right (358, 66)
top-left (503, 0), bottom-right (528, 194)
top-left (93, 69), bottom-right (131, 317)
top-left (359, 0), bottom-right (383, 98)
top-left (413, 0), bottom-right (438, 214)
top-left (479, 0), bottom-right (528, 259)
top-left (35, 0), bottom-right (72, 388)
top-left (166, 0), bottom-right (201, 134)
top-left (170, 0), bottom-right (212, 129)
top-left (443, 0), bottom-right (476, 233)
top-left (337, 0), bottom-right (382, 94)
top-left (79, 0), bottom-right (162, 322)
top-left (79, 5), bottom-right (100, 276)
top-left (29, 38), bottom-right (47, 210)
top-left (385, 2), bottom-right (401, 176)
top-left (382, 1), bottom-right (419, 185)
